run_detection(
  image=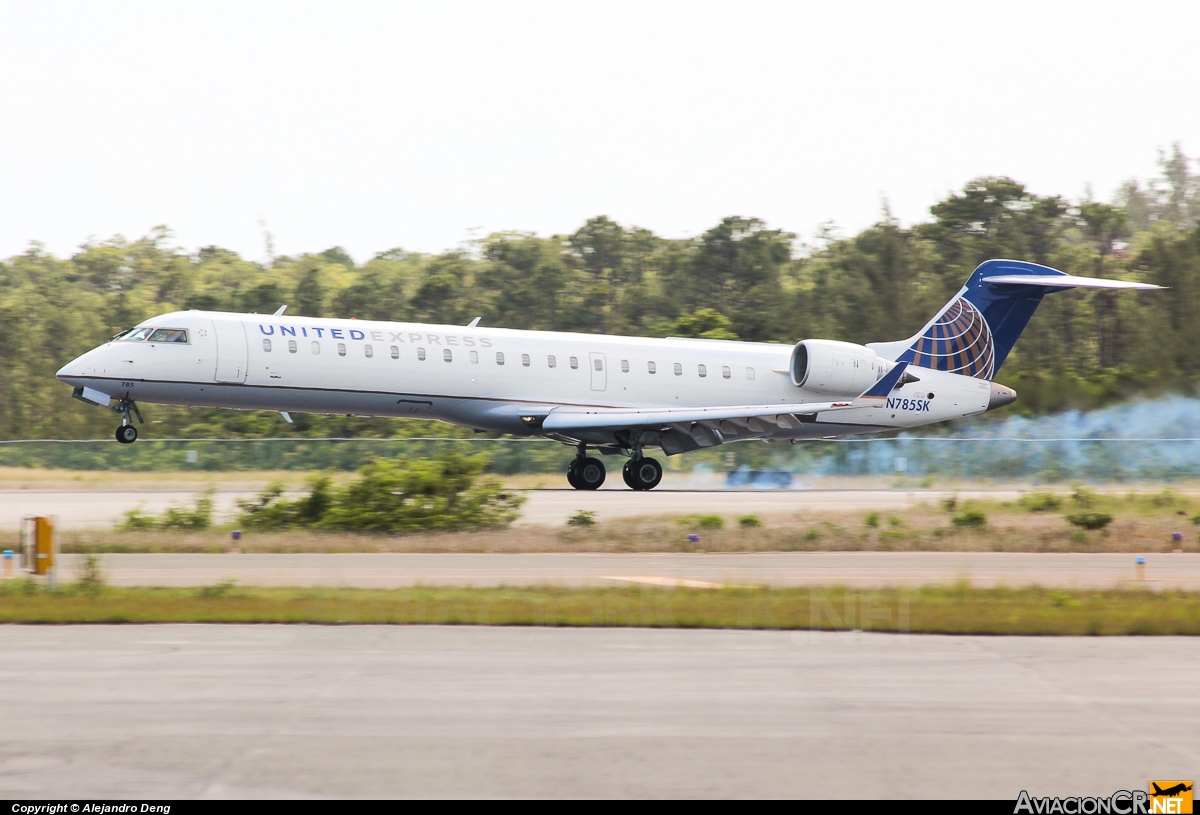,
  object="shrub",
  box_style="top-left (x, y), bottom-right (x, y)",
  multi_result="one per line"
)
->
top-left (738, 515), bottom-right (761, 528)
top-left (1065, 512), bottom-right (1113, 530)
top-left (951, 510), bottom-right (987, 528)
top-left (198, 578), bottom-right (238, 598)
top-left (567, 510), bottom-right (596, 527)
top-left (120, 508), bottom-right (157, 531)
top-left (75, 554), bottom-right (105, 594)
top-left (1149, 489), bottom-right (1178, 507)
top-left (237, 454), bottom-right (524, 533)
top-left (1071, 486), bottom-right (1097, 507)
top-left (697, 514), bottom-right (723, 530)
top-left (159, 489), bottom-right (214, 530)
top-left (1020, 492), bottom-right (1062, 512)
top-left (941, 495), bottom-right (958, 512)
top-left (120, 489), bottom-right (214, 531)
top-left (864, 511), bottom-right (880, 528)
